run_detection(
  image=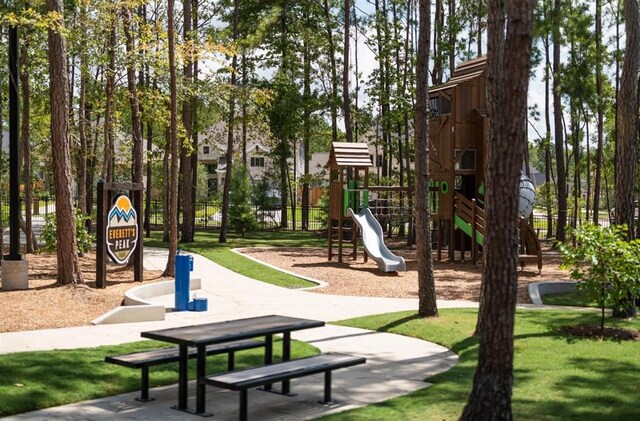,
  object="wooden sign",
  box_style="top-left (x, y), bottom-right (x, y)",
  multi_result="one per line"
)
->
top-left (106, 195), bottom-right (139, 264)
